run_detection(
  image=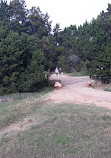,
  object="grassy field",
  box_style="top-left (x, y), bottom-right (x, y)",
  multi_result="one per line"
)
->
top-left (0, 89), bottom-right (111, 158)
